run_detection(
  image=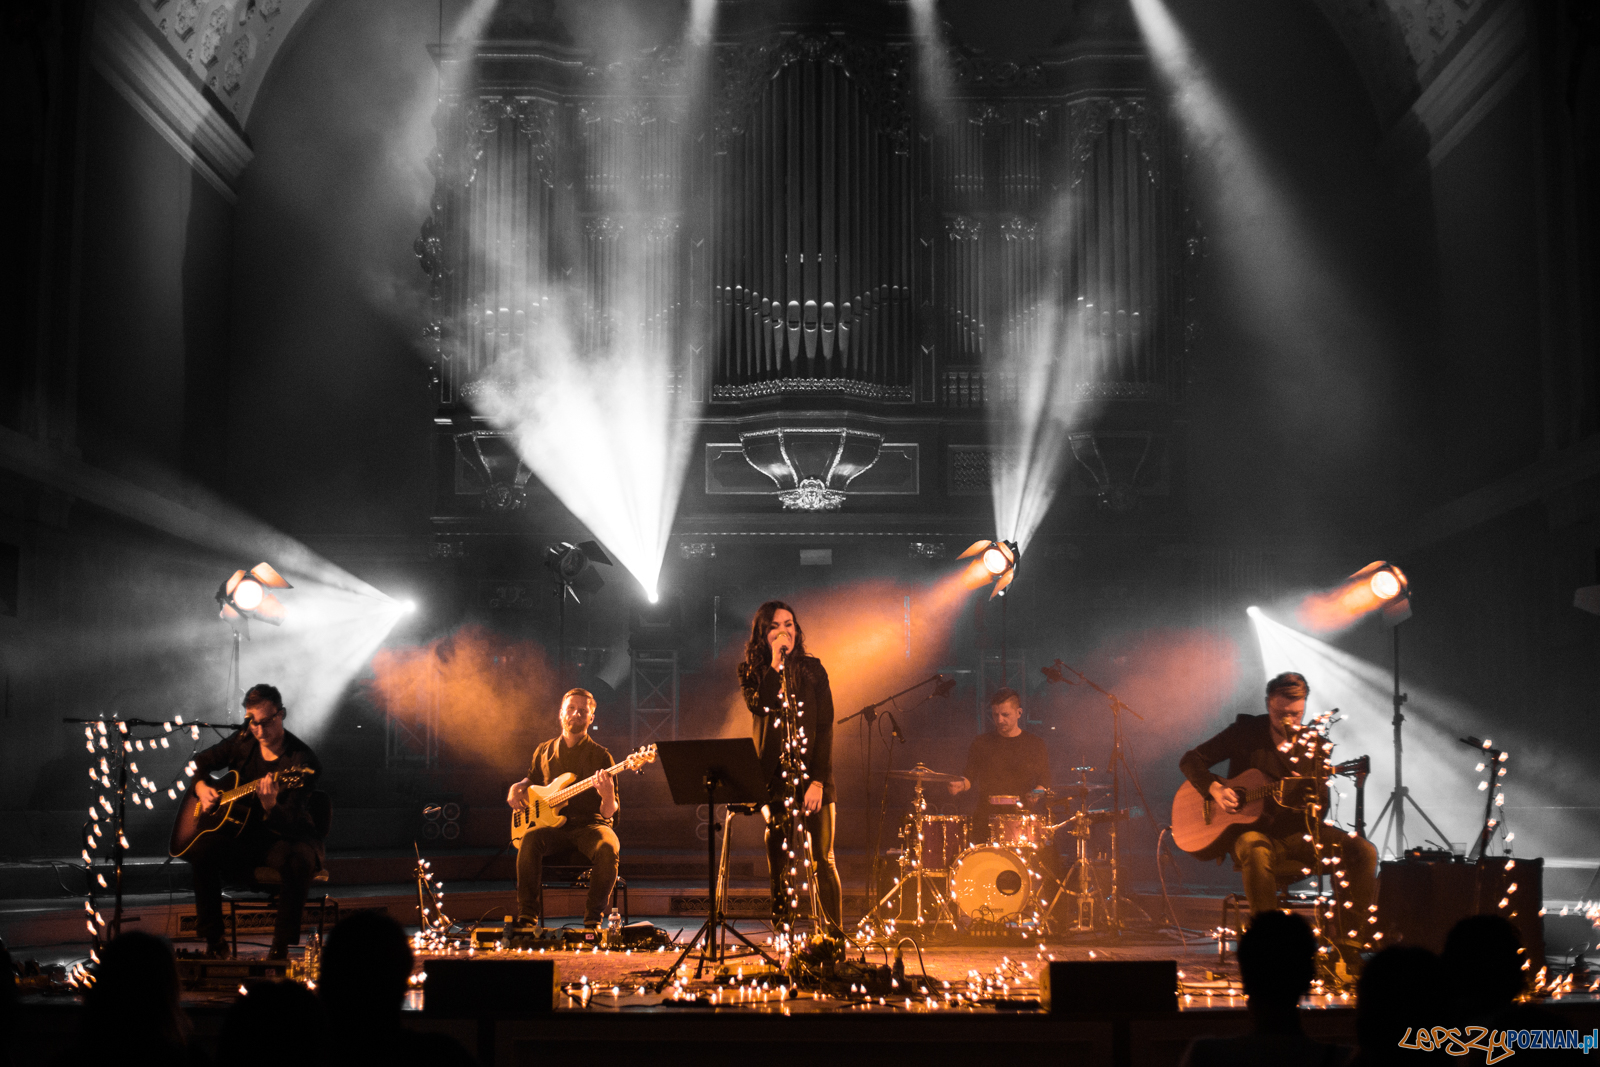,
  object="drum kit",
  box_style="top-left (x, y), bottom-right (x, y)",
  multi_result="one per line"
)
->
top-left (865, 763), bottom-right (1127, 935)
